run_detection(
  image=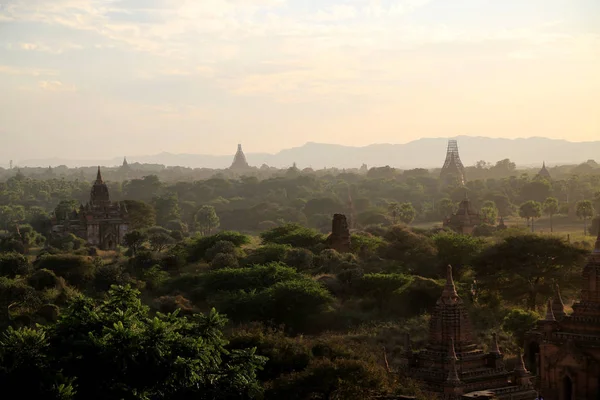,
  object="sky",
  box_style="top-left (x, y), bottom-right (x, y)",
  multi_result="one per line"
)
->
top-left (0, 0), bottom-right (599, 162)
